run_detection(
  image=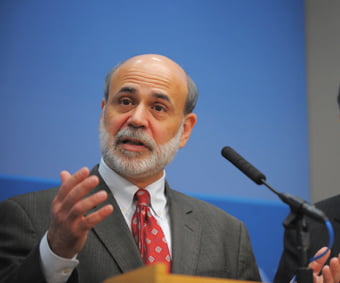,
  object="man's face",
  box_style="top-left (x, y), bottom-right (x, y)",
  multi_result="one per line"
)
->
top-left (99, 55), bottom-right (196, 185)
